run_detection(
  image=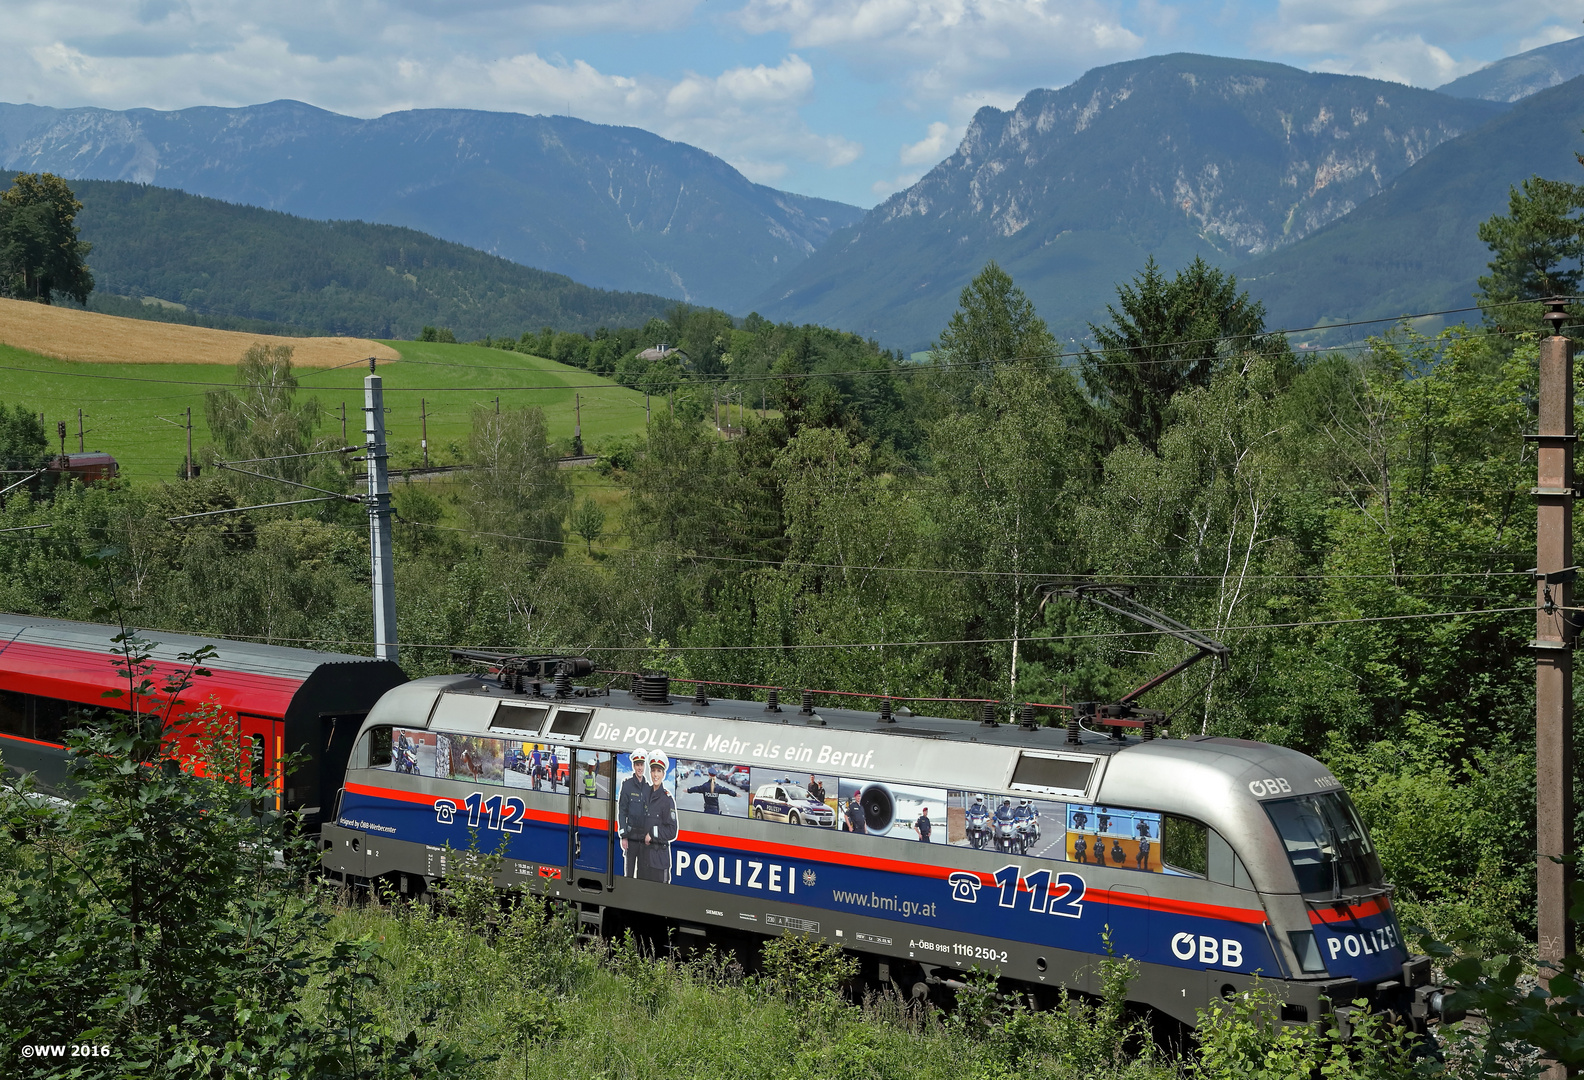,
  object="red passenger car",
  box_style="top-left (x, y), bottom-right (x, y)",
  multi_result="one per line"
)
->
top-left (0, 613), bottom-right (406, 825)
